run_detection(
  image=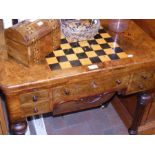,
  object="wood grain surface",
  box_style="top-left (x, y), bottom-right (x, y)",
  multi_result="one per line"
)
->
top-left (0, 19), bottom-right (8, 60)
